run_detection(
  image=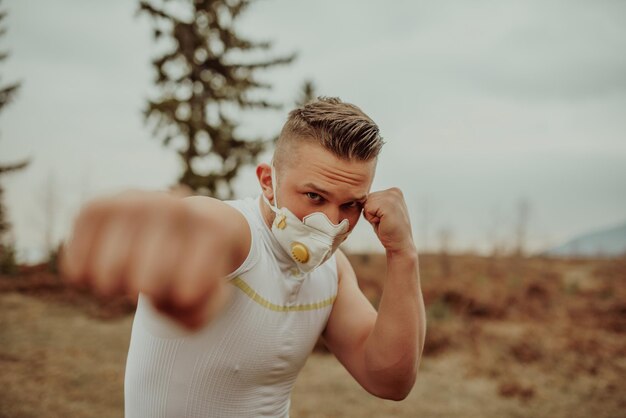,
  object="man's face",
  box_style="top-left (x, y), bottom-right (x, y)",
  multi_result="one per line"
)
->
top-left (258, 141), bottom-right (377, 234)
